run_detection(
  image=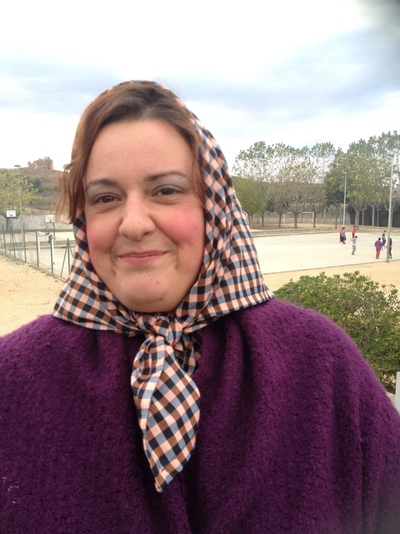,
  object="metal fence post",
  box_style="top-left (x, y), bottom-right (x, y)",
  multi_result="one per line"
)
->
top-left (35, 231), bottom-right (40, 268)
top-left (50, 234), bottom-right (54, 274)
top-left (22, 226), bottom-right (27, 262)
